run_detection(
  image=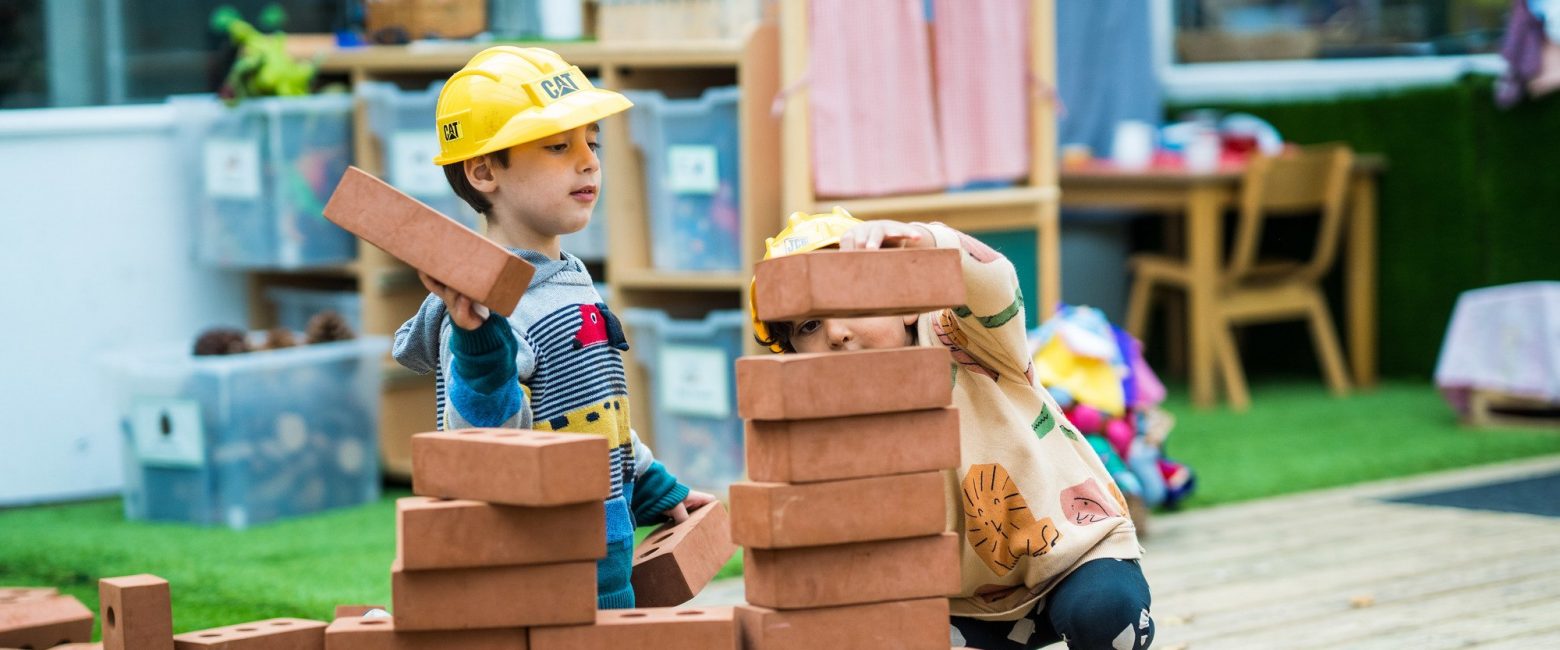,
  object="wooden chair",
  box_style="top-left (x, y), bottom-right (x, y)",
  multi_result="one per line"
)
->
top-left (1125, 144), bottom-right (1355, 410)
